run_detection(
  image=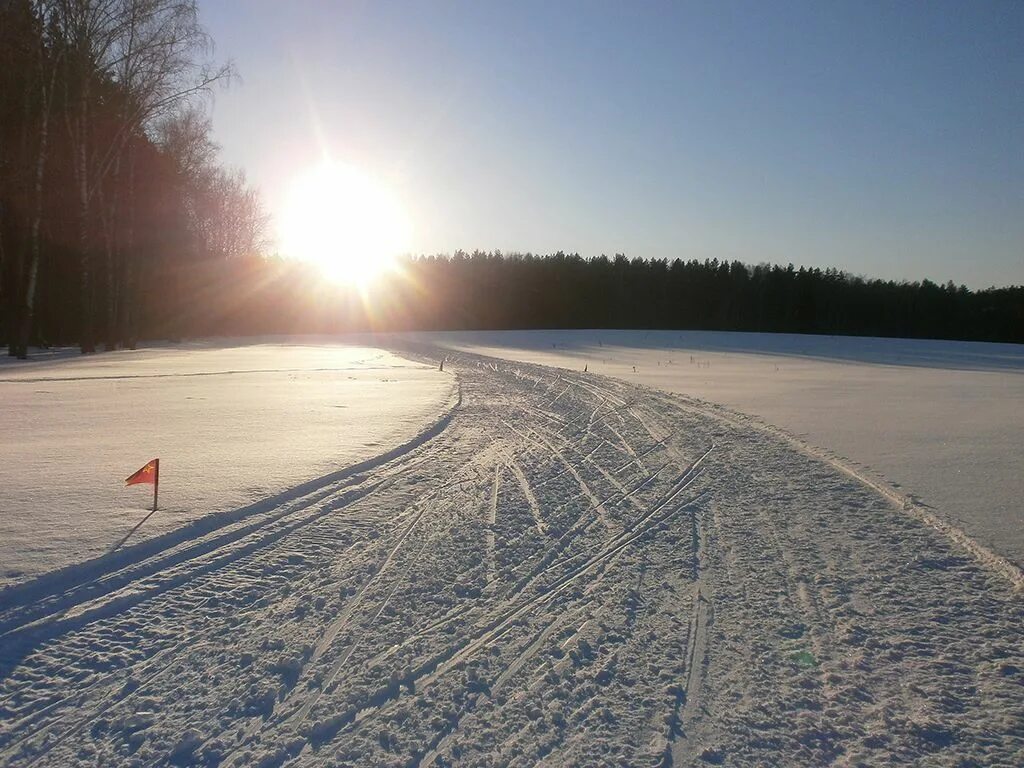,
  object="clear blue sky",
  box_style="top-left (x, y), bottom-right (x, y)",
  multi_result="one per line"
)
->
top-left (200, 0), bottom-right (1023, 288)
